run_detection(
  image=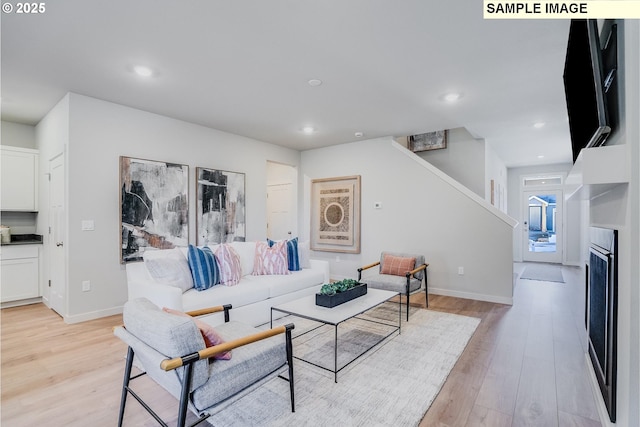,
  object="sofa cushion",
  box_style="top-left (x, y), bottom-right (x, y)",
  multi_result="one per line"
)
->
top-left (245, 268), bottom-right (325, 298)
top-left (380, 254), bottom-right (416, 277)
top-left (215, 244), bottom-right (242, 286)
top-left (253, 241), bottom-right (290, 276)
top-left (191, 321), bottom-right (286, 412)
top-left (362, 272), bottom-right (422, 294)
top-left (181, 279), bottom-right (270, 312)
top-left (123, 298), bottom-right (209, 390)
top-left (187, 245), bottom-right (221, 291)
top-left (143, 248), bottom-right (194, 293)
